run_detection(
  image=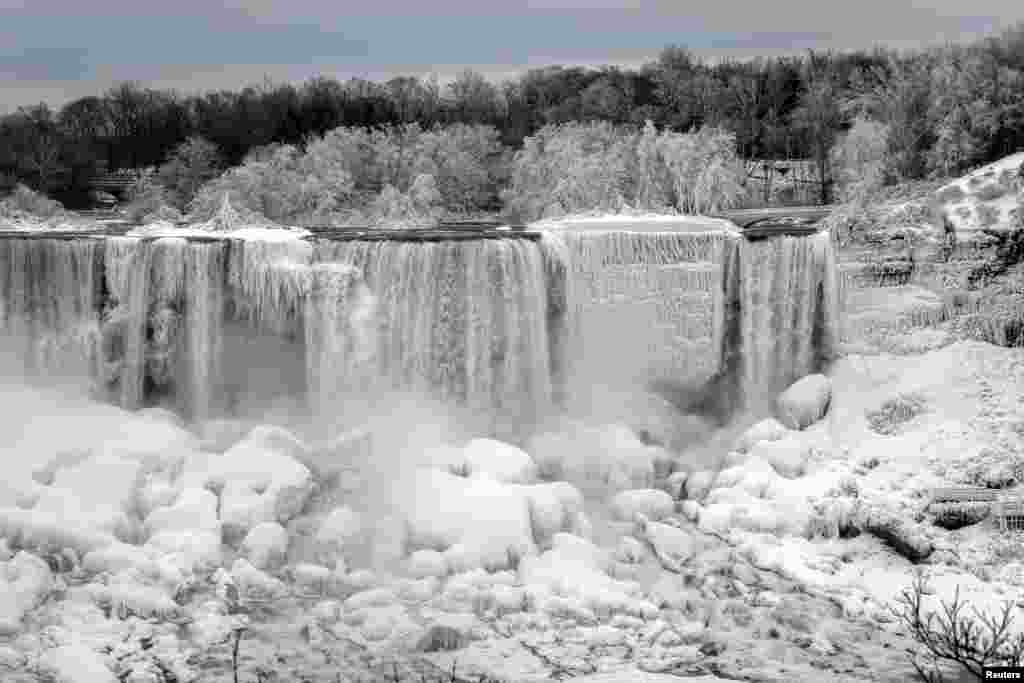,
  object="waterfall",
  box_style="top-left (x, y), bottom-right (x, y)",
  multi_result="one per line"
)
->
top-left (309, 239), bottom-right (556, 435)
top-left (551, 229), bottom-right (737, 396)
top-left (737, 231), bottom-right (839, 411)
top-left (0, 225), bottom-right (839, 431)
top-left (184, 243), bottom-right (227, 423)
top-left (0, 238), bottom-right (104, 381)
